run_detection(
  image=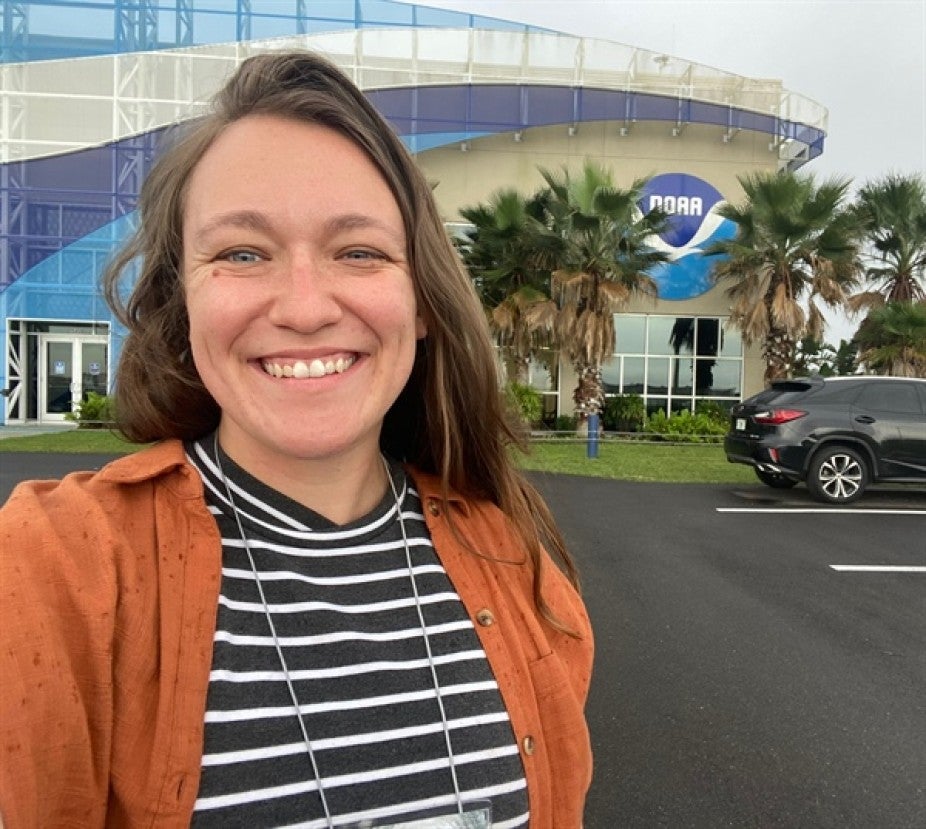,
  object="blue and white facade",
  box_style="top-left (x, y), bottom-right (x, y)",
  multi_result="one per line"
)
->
top-left (0, 0), bottom-right (828, 424)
